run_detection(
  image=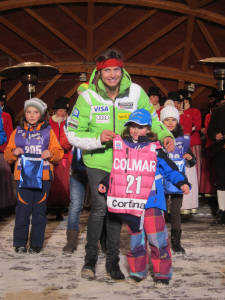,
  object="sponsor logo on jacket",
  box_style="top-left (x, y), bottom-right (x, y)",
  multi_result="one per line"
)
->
top-left (91, 106), bottom-right (109, 113)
